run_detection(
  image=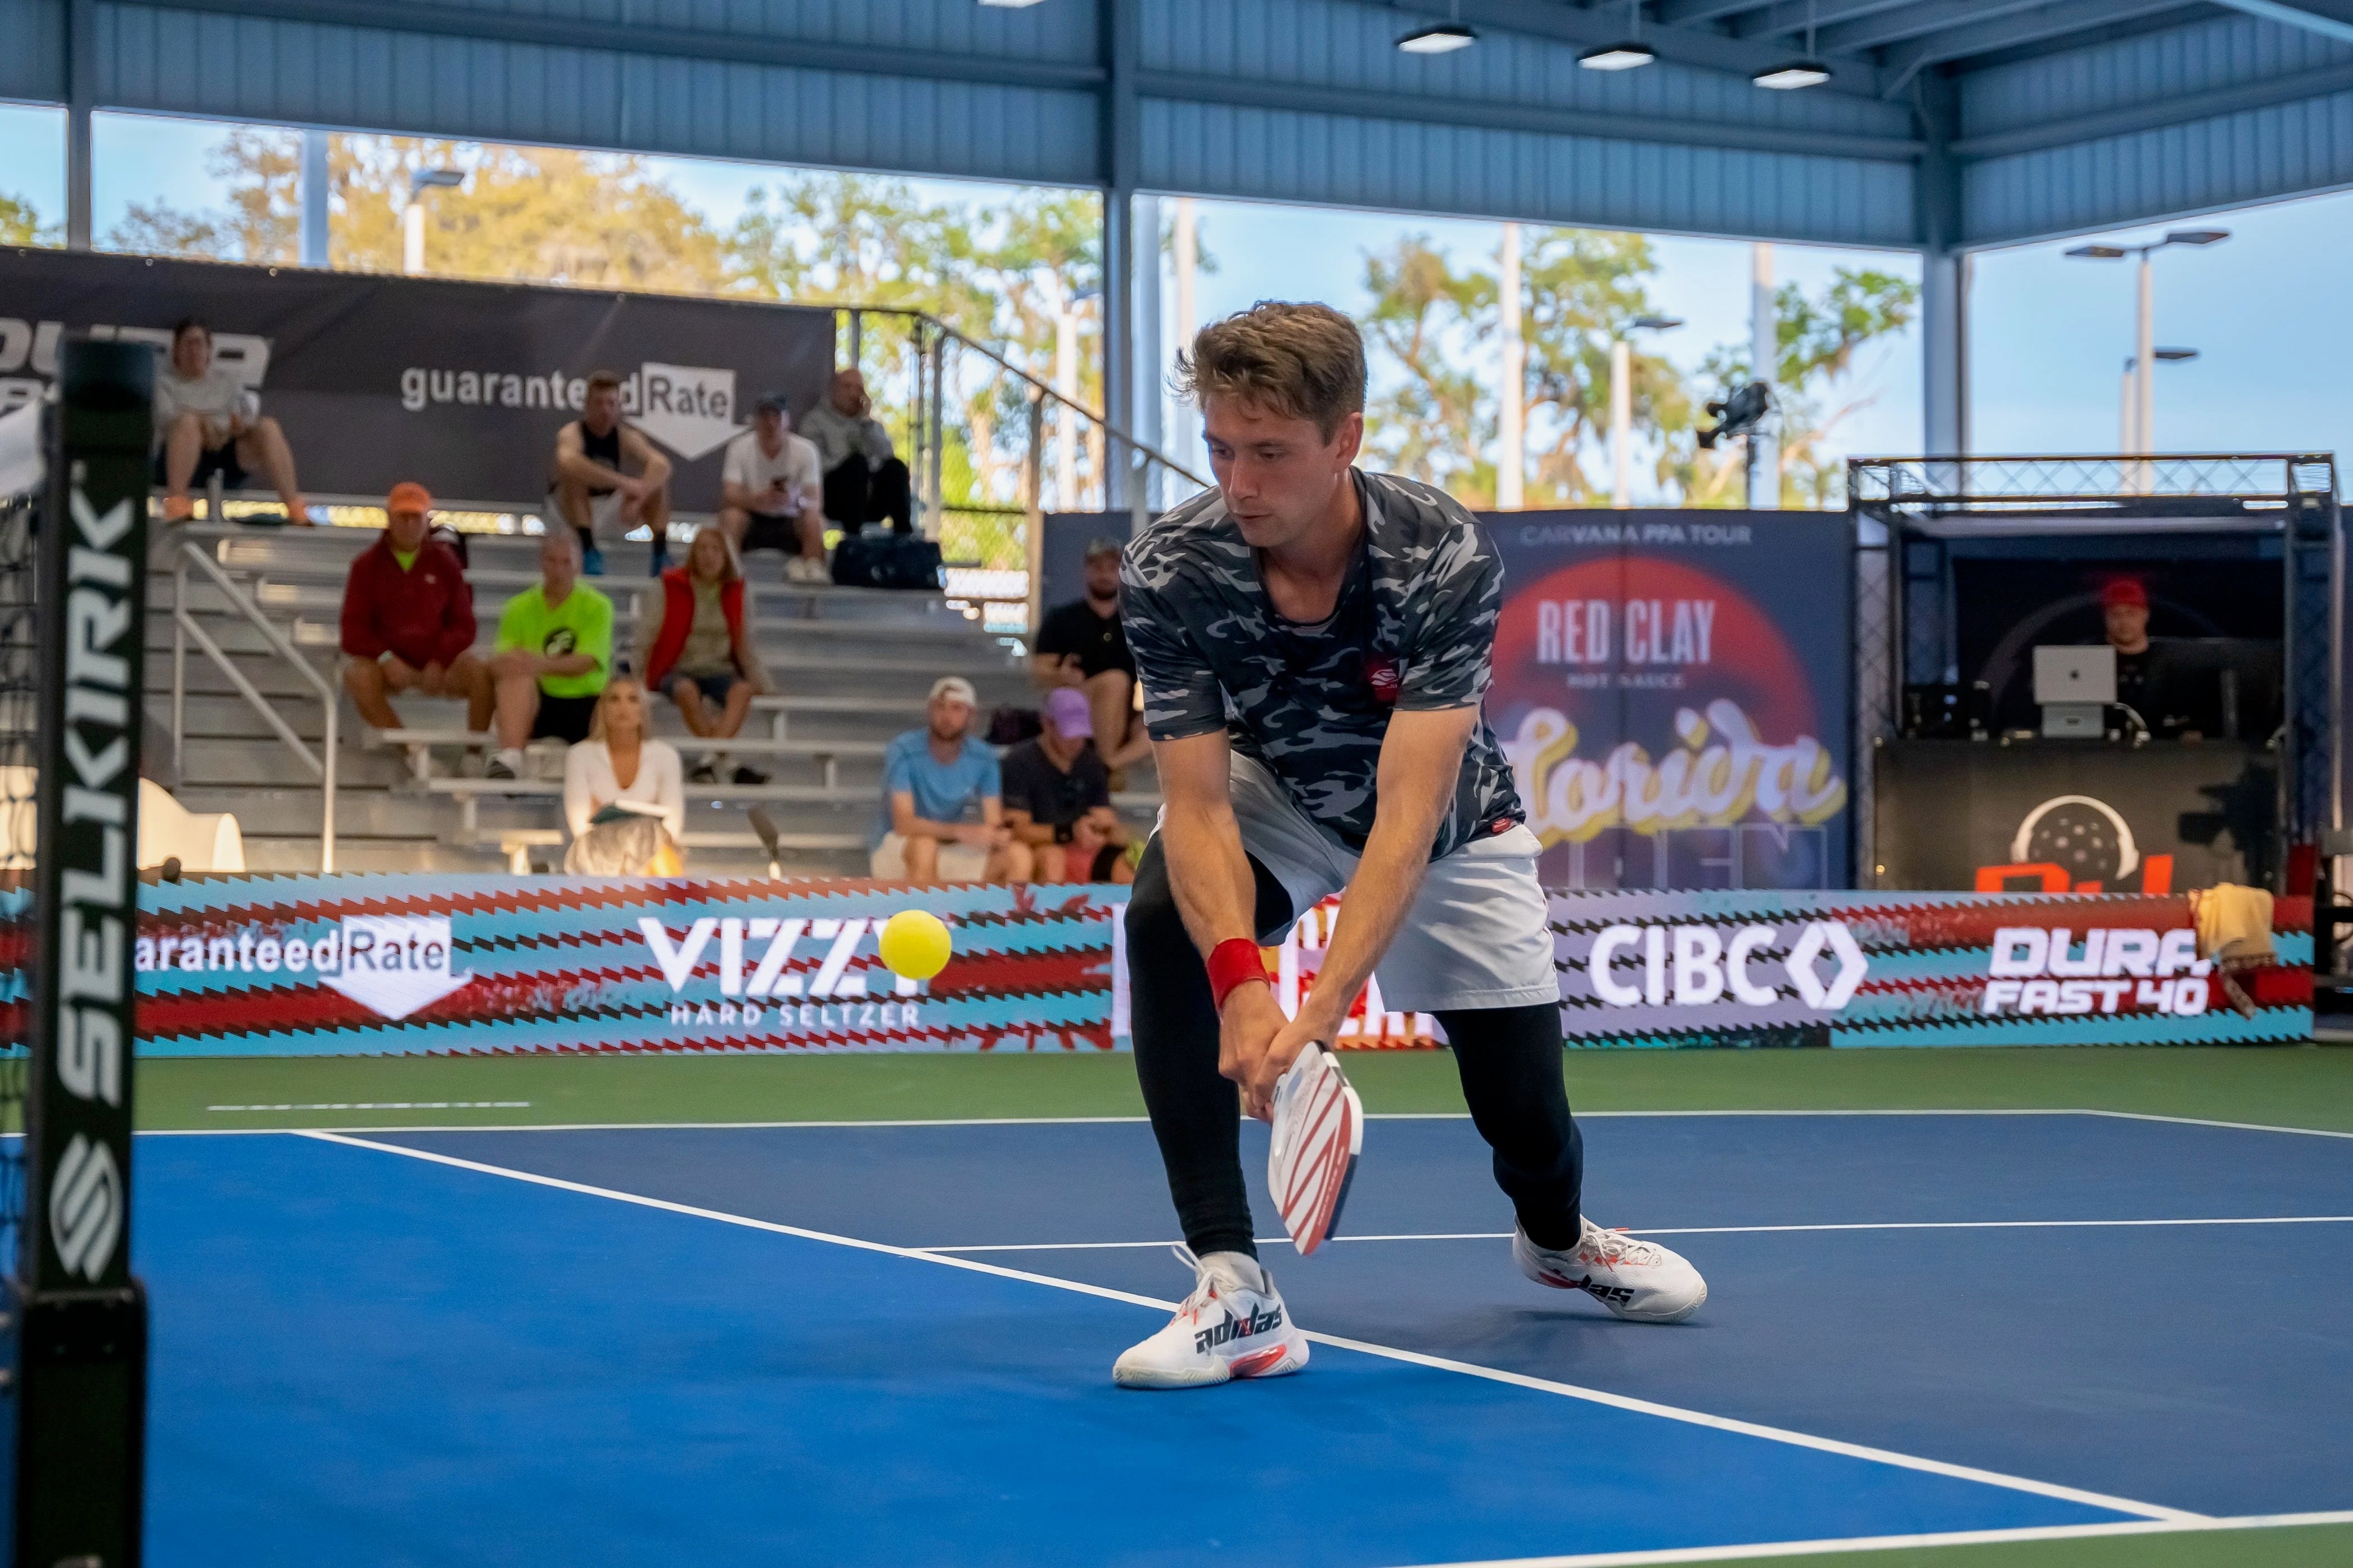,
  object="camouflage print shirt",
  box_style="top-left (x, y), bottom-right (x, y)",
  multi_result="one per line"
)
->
top-left (1120, 469), bottom-right (1523, 861)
